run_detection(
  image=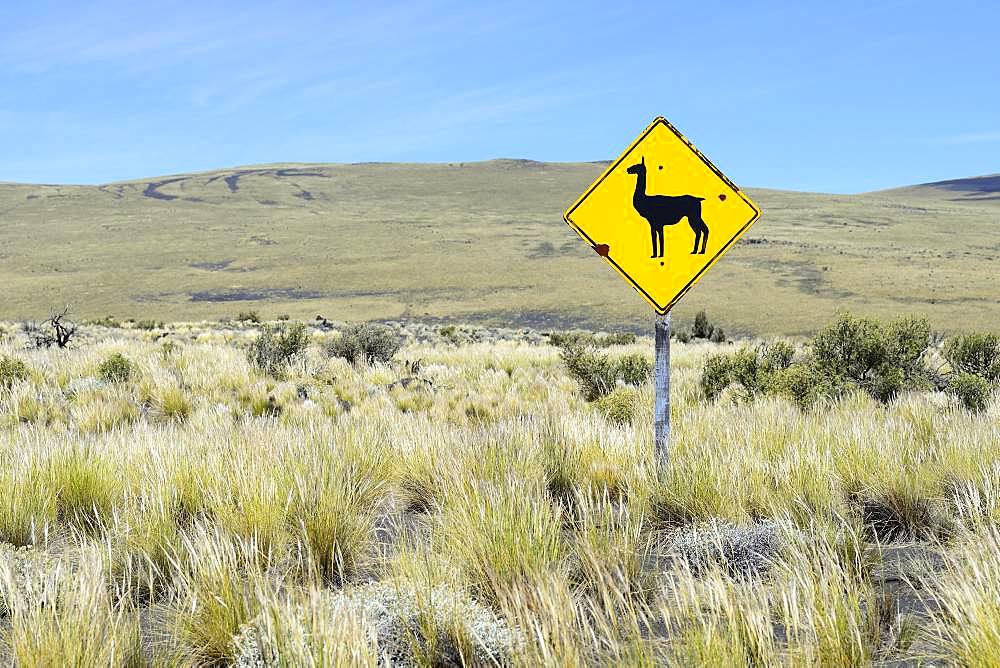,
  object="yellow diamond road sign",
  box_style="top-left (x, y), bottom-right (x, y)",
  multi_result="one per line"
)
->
top-left (564, 117), bottom-right (761, 314)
